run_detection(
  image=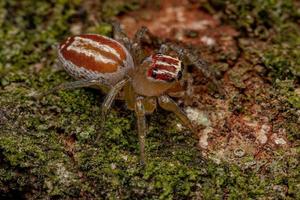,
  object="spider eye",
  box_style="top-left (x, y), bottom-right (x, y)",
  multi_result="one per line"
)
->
top-left (147, 54), bottom-right (182, 83)
top-left (151, 68), bottom-right (158, 79)
top-left (177, 70), bottom-right (183, 80)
